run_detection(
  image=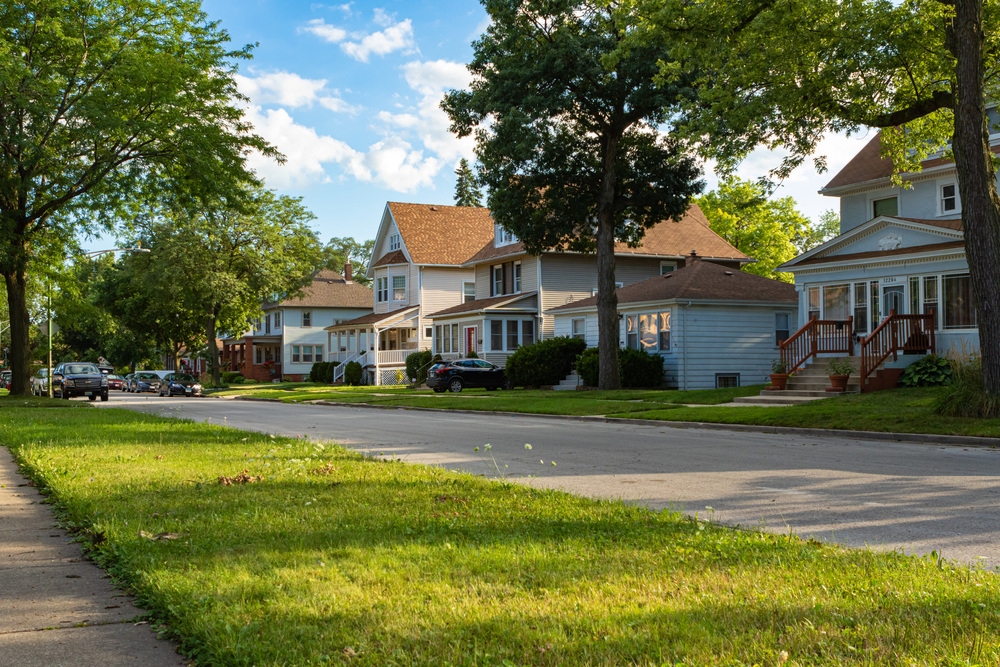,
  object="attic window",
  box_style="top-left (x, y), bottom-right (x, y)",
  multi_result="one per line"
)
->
top-left (389, 233), bottom-right (401, 251)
